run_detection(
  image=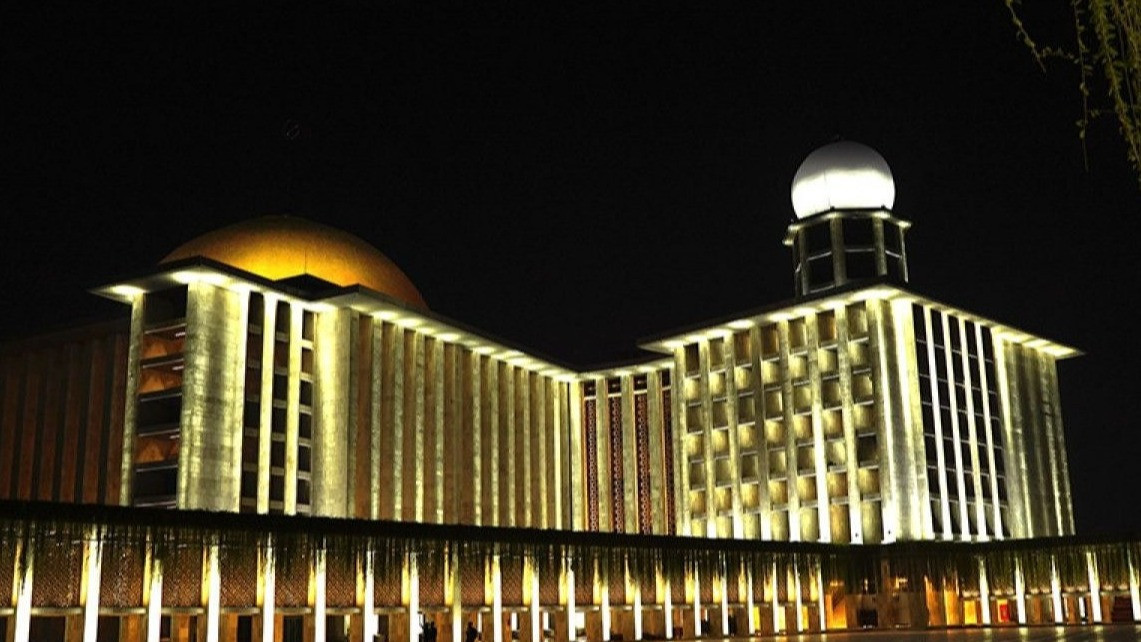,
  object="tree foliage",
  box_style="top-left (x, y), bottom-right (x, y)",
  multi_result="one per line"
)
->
top-left (1005, 0), bottom-right (1141, 186)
